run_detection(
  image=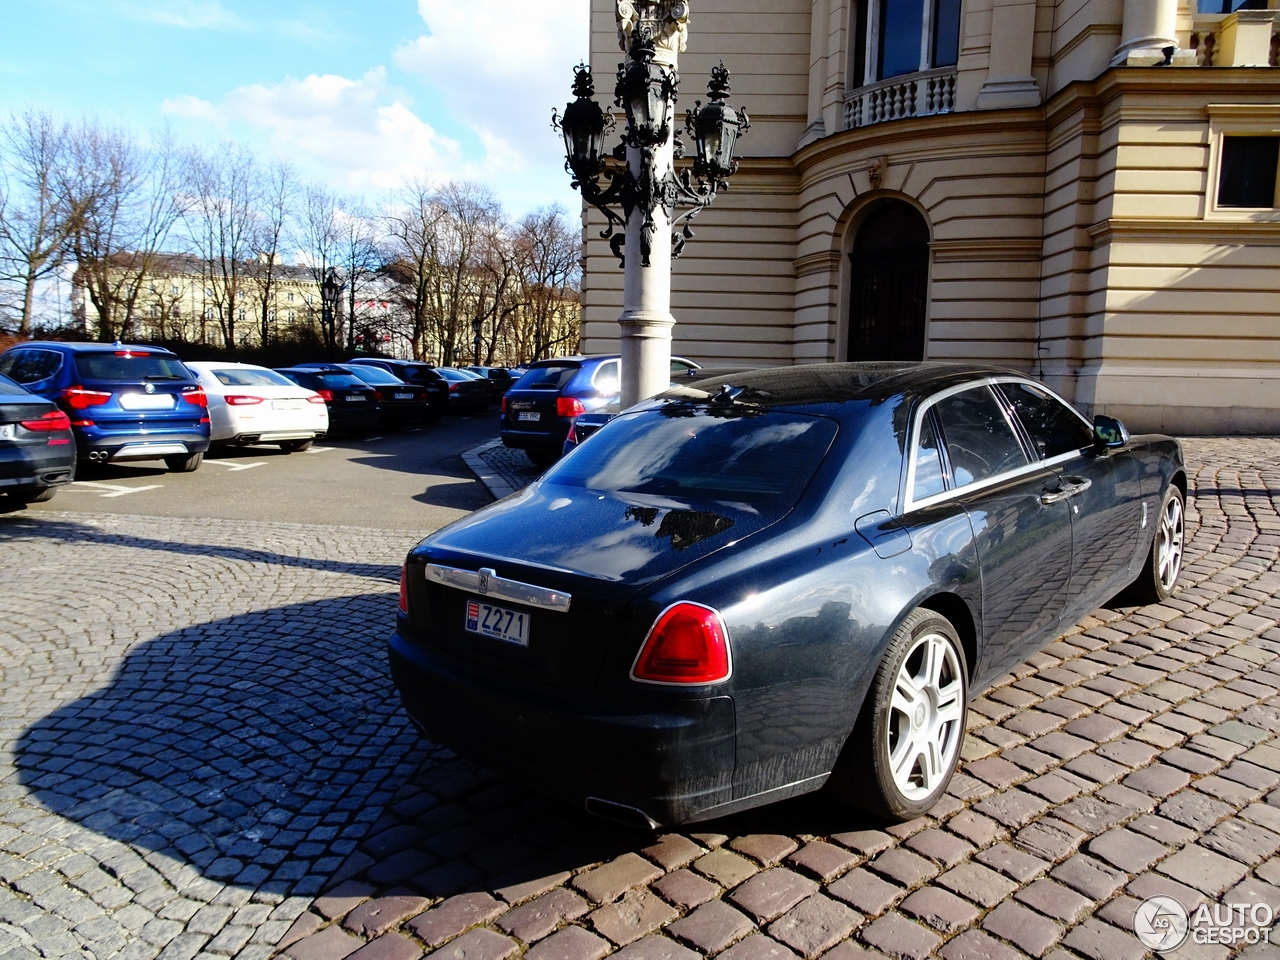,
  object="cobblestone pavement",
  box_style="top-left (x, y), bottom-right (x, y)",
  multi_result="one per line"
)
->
top-left (474, 443), bottom-right (541, 496)
top-left (6, 440), bottom-right (1280, 960)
